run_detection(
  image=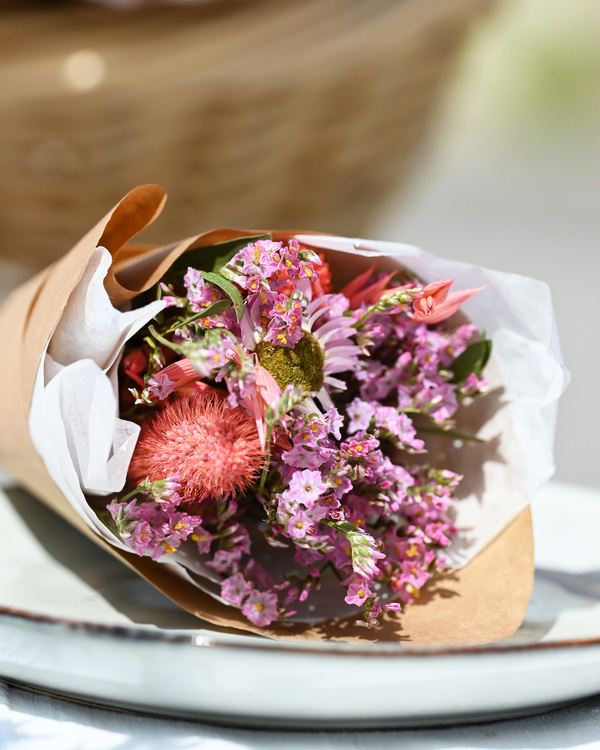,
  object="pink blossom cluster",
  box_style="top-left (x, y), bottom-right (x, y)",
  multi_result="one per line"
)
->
top-left (111, 236), bottom-right (490, 629)
top-left (224, 239), bottom-right (321, 349)
top-left (107, 477), bottom-right (203, 560)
